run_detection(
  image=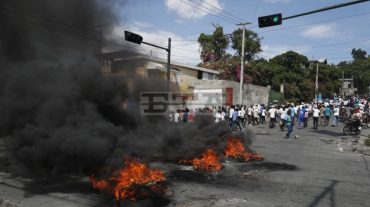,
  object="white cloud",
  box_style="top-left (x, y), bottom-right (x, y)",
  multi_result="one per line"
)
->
top-left (106, 23), bottom-right (201, 66)
top-left (132, 21), bottom-right (153, 29)
top-left (301, 24), bottom-right (338, 39)
top-left (262, 0), bottom-right (292, 3)
top-left (165, 0), bottom-right (223, 20)
top-left (260, 44), bottom-right (311, 59)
